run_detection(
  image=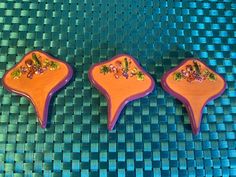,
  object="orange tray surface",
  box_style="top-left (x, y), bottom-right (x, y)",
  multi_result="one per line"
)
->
top-left (161, 58), bottom-right (226, 134)
top-left (89, 54), bottom-right (155, 130)
top-left (2, 50), bottom-right (73, 128)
